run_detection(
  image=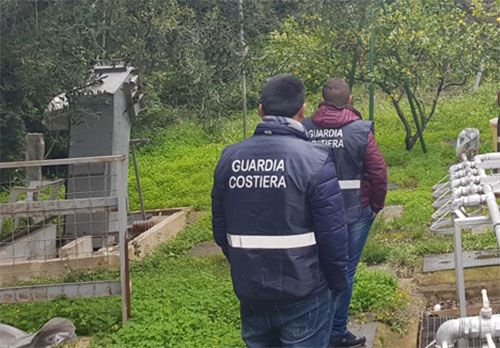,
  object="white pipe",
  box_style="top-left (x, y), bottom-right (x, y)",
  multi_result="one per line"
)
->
top-left (452, 184), bottom-right (483, 198)
top-left (435, 314), bottom-right (500, 348)
top-left (474, 153), bottom-right (500, 161)
top-left (435, 317), bottom-right (461, 348)
top-left (449, 161), bottom-right (476, 173)
top-left (451, 176), bottom-right (481, 189)
top-left (482, 184), bottom-right (500, 249)
top-left (449, 168), bottom-right (479, 180)
top-left (452, 194), bottom-right (485, 209)
top-left (486, 333), bottom-right (497, 348)
top-left (482, 289), bottom-right (490, 310)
